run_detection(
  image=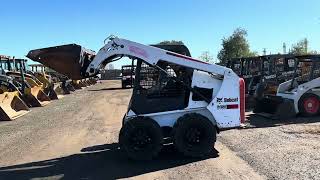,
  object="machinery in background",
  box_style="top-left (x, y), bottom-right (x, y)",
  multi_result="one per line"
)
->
top-left (227, 54), bottom-right (297, 109)
top-left (121, 65), bottom-right (135, 88)
top-left (254, 55), bottom-right (320, 118)
top-left (0, 57), bottom-right (51, 107)
top-left (29, 64), bottom-right (59, 99)
top-left (0, 55), bottom-right (30, 120)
